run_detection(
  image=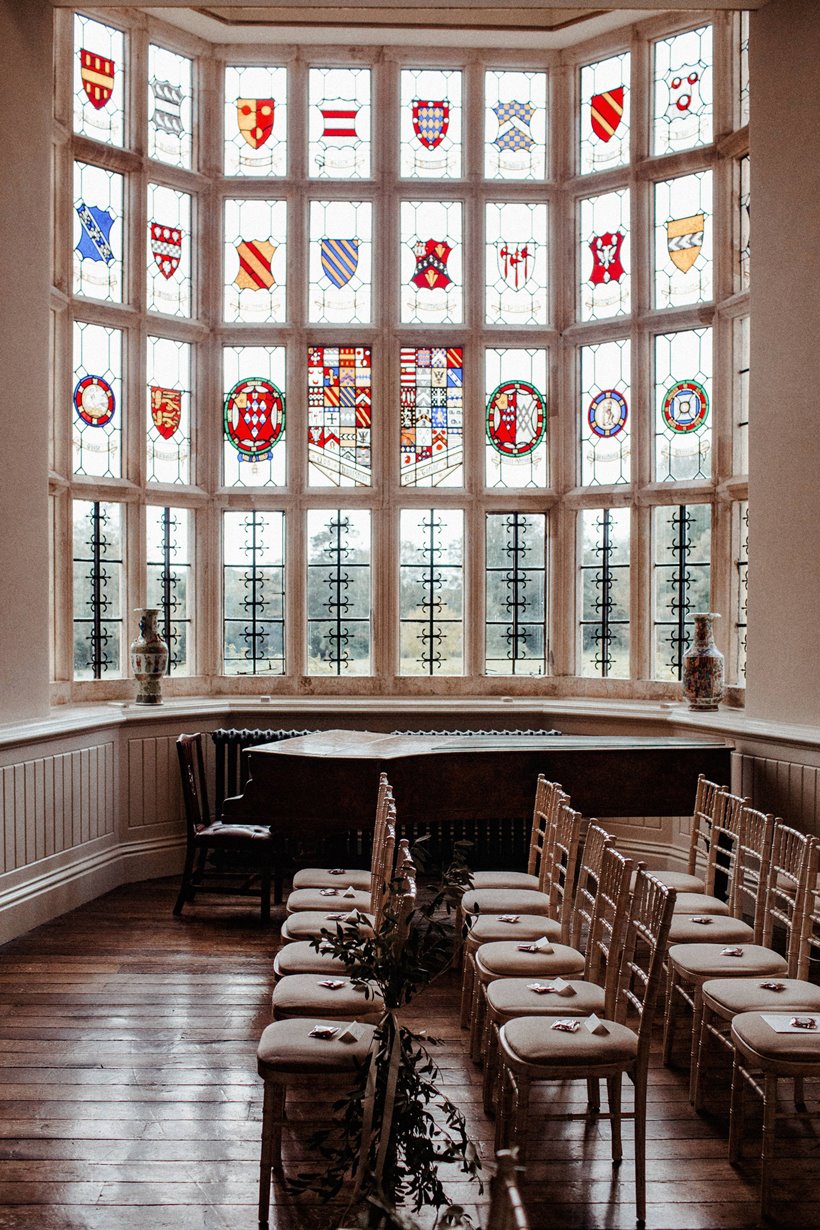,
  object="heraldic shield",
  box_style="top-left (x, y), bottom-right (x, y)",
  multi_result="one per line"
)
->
top-left (321, 239), bottom-right (360, 288)
top-left (412, 100), bottom-right (450, 149)
top-left (667, 213), bottom-right (705, 273)
top-left (150, 223), bottom-right (182, 279)
top-left (237, 99), bottom-right (275, 149)
top-left (590, 87), bottom-right (624, 143)
top-left (234, 240), bottom-right (276, 291)
top-left (486, 380), bottom-right (546, 458)
top-left (497, 243), bottom-right (533, 291)
top-left (589, 231), bottom-right (625, 285)
top-left (492, 100), bottom-right (536, 153)
top-left (150, 387), bottom-right (182, 440)
top-left (80, 49), bottom-right (114, 110)
top-left (411, 240), bottom-right (452, 291)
